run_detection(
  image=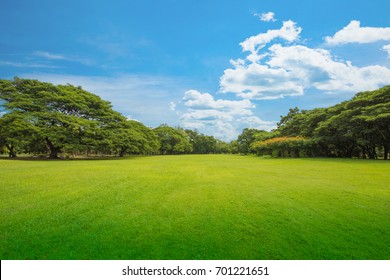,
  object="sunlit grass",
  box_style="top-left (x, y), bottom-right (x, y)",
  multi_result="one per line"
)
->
top-left (0, 155), bottom-right (389, 259)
